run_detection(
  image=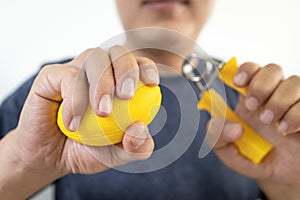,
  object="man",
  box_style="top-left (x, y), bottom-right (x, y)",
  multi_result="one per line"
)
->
top-left (1, 0), bottom-right (300, 199)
